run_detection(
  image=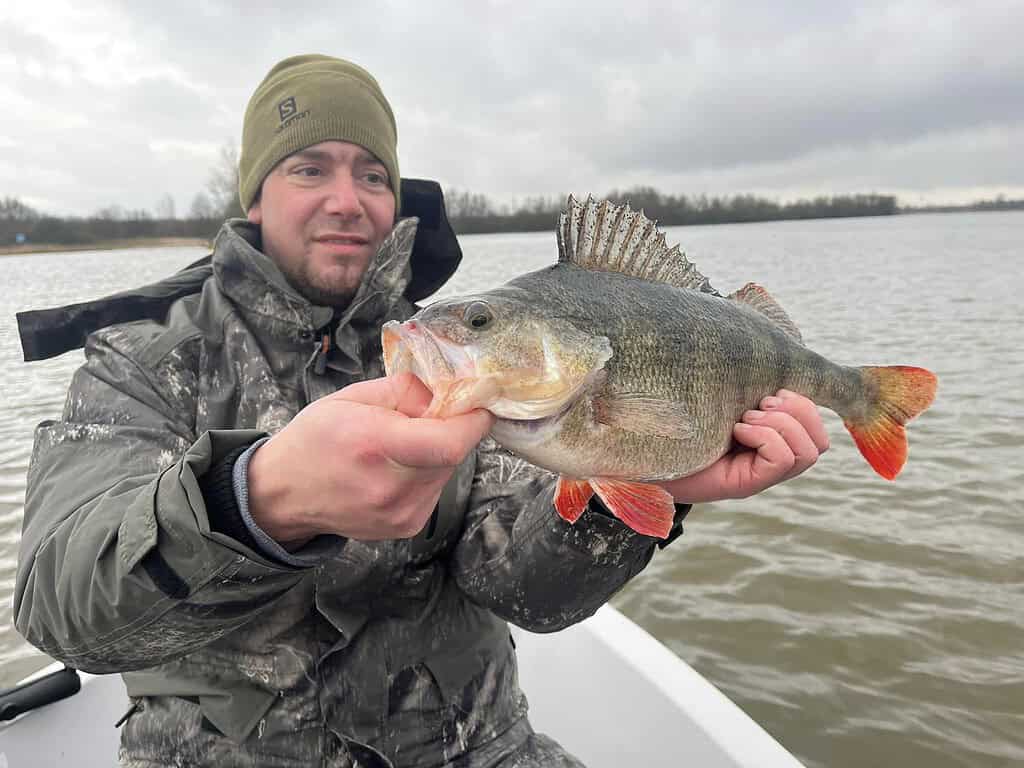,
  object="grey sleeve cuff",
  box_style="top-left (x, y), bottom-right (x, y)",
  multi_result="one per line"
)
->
top-left (232, 437), bottom-right (332, 568)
